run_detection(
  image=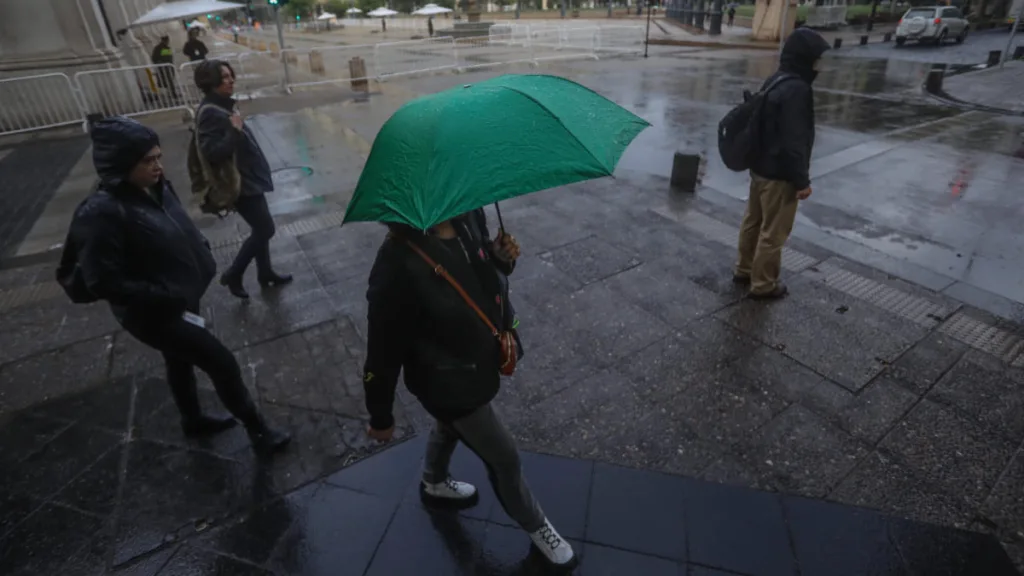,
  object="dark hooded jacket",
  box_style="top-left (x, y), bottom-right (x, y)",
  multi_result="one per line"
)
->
top-left (362, 210), bottom-right (516, 430)
top-left (749, 28), bottom-right (830, 191)
top-left (60, 117), bottom-right (217, 324)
